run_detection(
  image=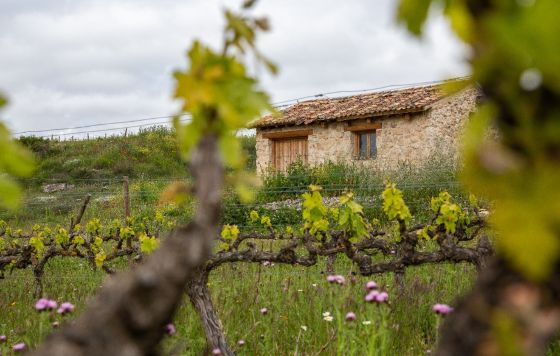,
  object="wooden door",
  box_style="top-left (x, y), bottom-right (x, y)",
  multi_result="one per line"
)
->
top-left (272, 137), bottom-right (308, 171)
